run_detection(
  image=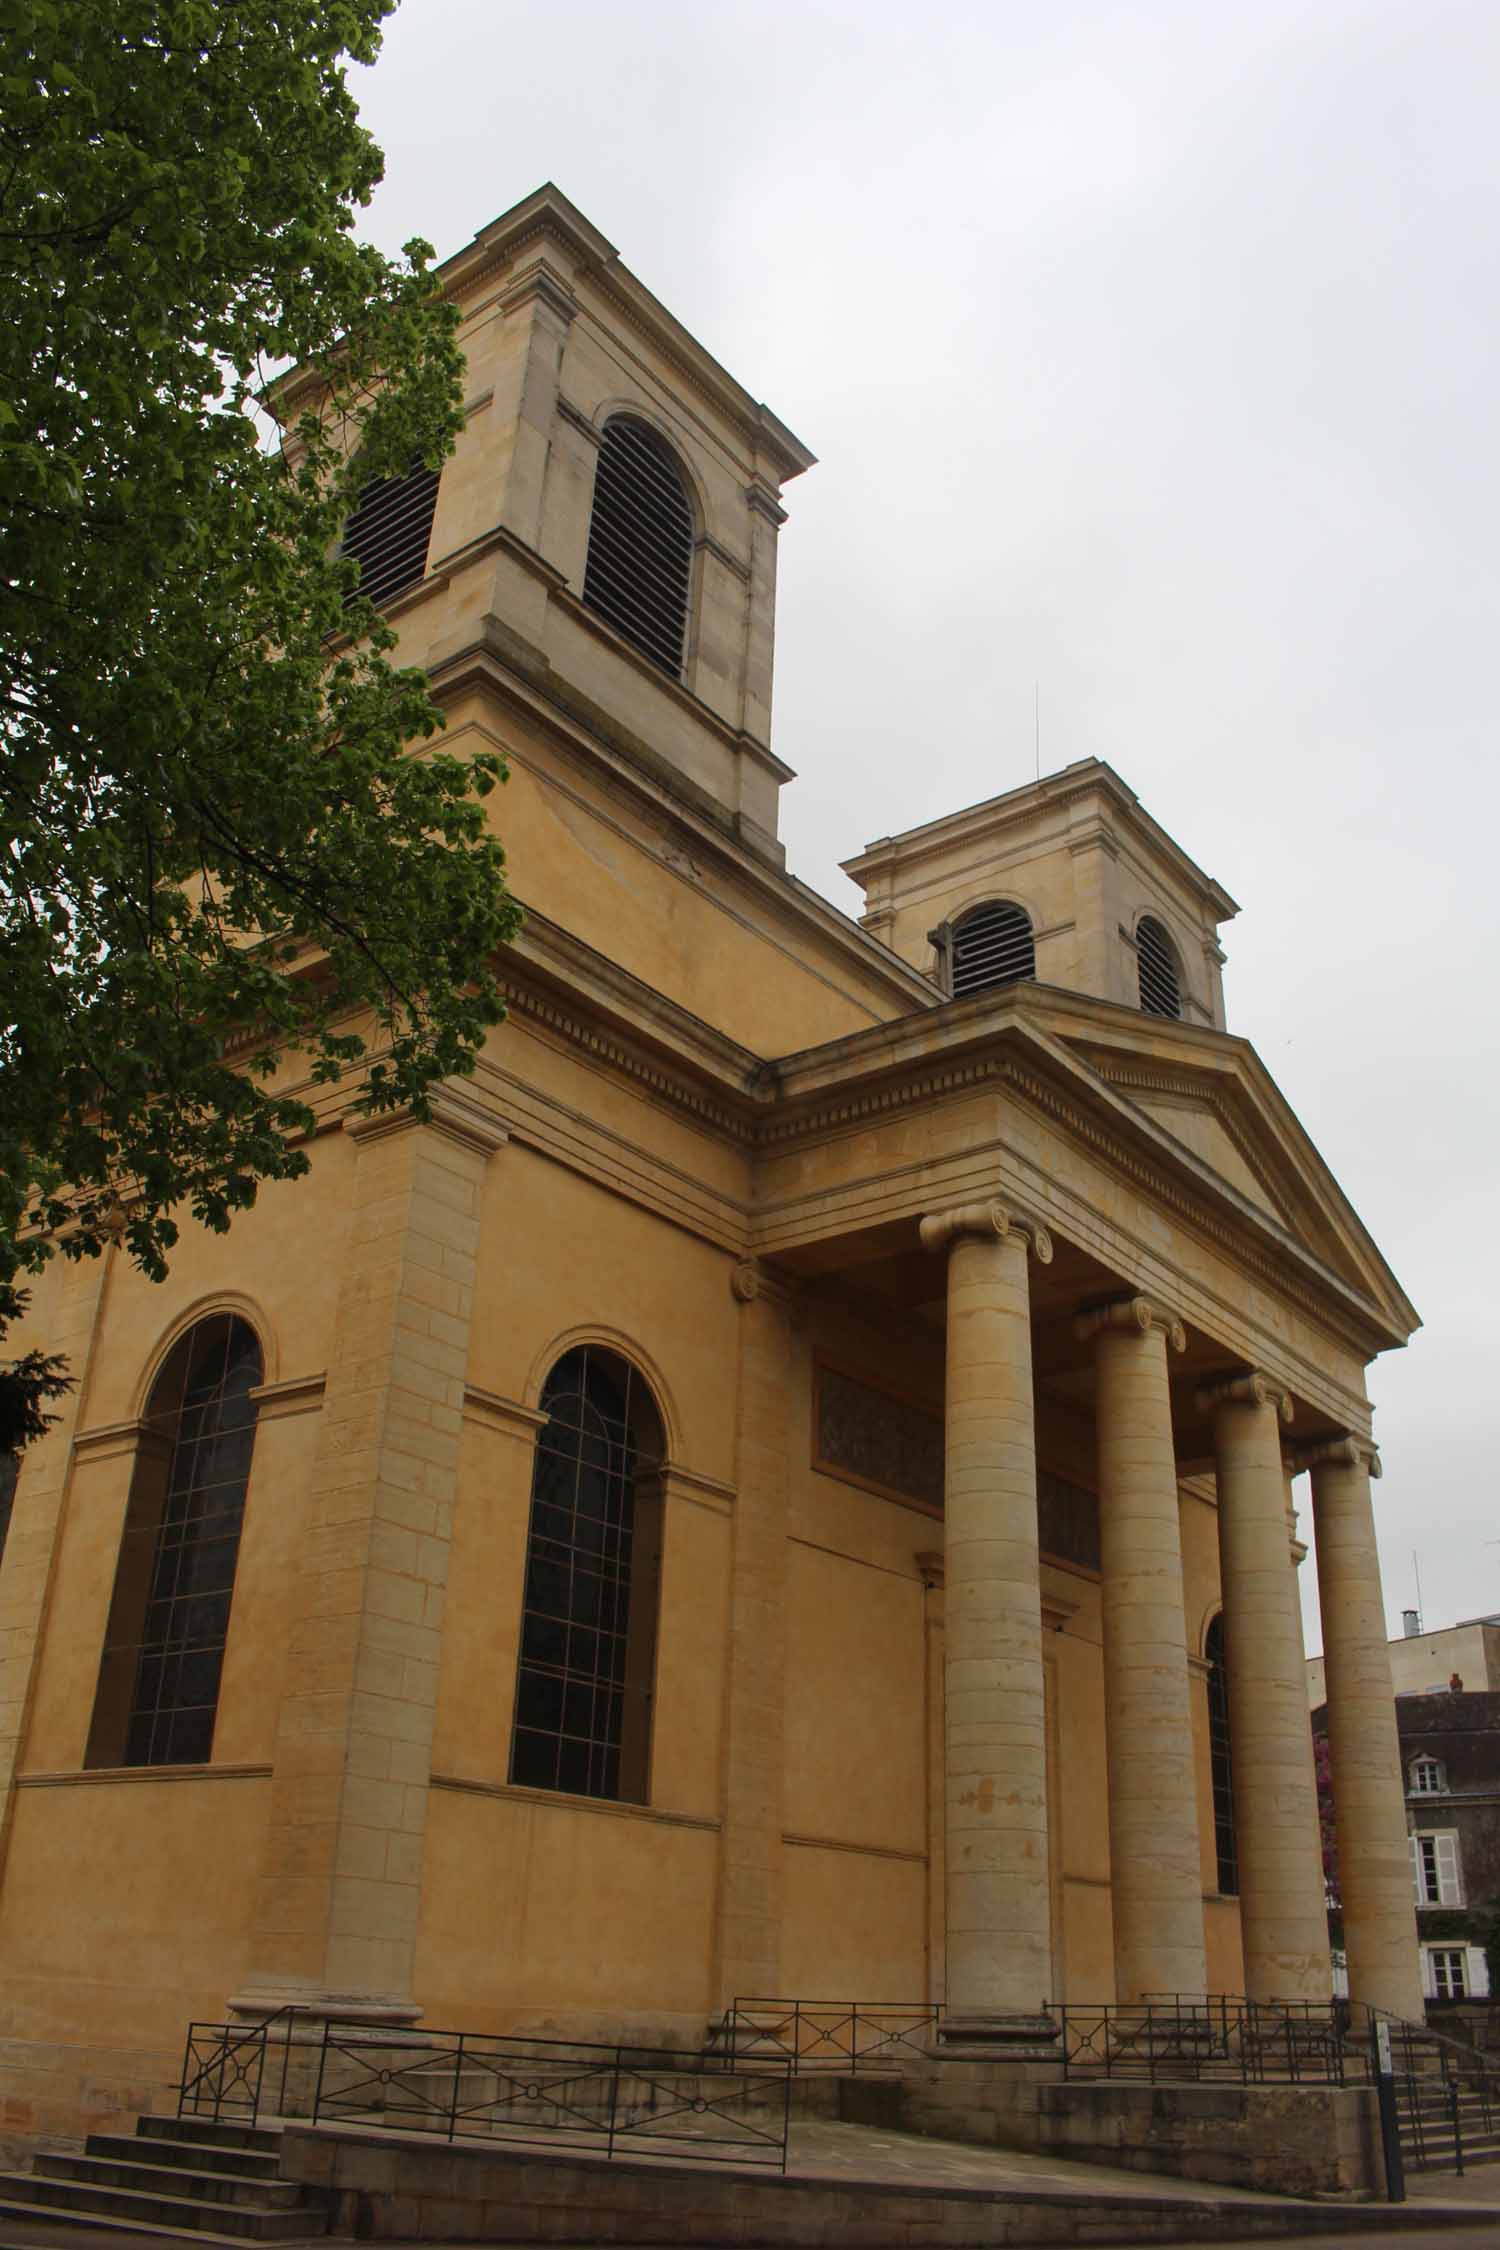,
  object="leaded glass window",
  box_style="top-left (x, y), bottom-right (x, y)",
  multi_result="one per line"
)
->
top-left (87, 1314), bottom-right (262, 1769)
top-left (1206, 1612), bottom-right (1238, 1896)
top-left (510, 1345), bottom-right (665, 1804)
